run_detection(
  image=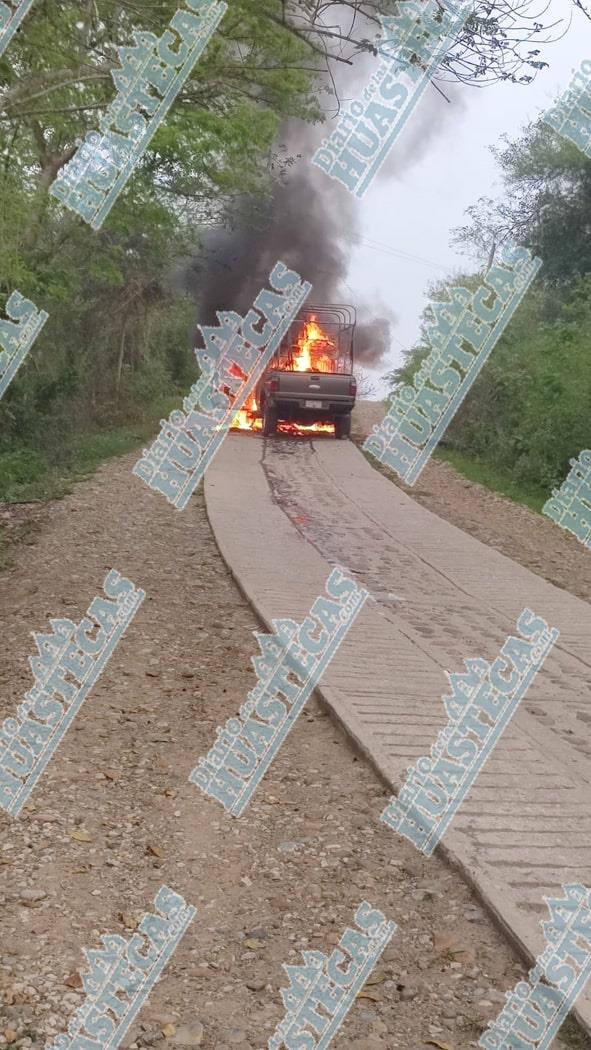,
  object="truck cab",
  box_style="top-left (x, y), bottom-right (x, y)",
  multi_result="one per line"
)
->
top-left (255, 304), bottom-right (357, 438)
